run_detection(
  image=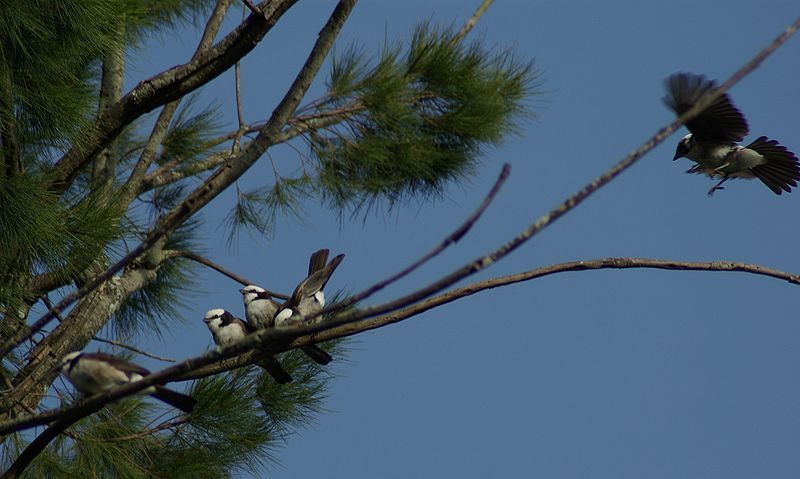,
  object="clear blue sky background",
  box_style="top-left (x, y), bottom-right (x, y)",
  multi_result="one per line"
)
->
top-left (105, 1), bottom-right (800, 477)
